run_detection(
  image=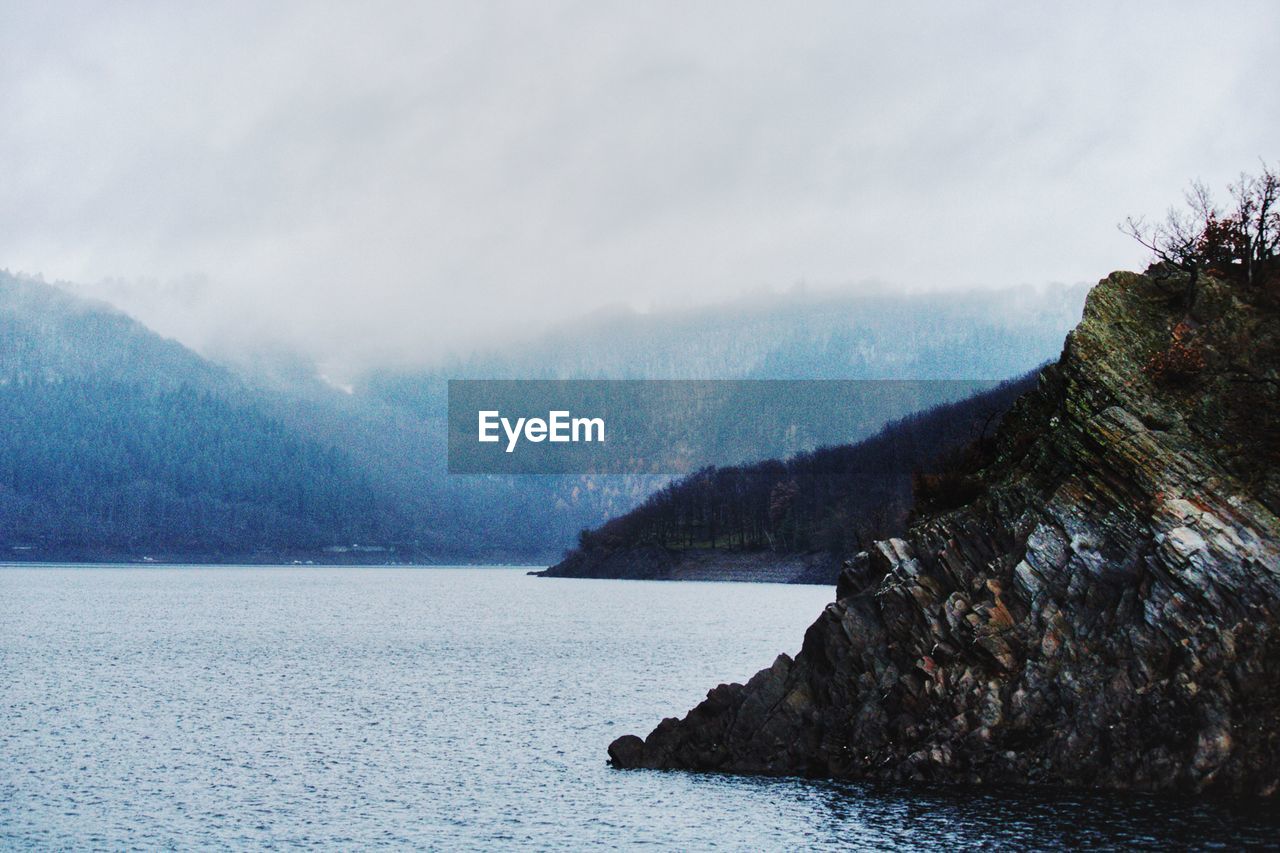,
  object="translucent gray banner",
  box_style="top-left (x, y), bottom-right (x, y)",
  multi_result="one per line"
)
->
top-left (447, 379), bottom-right (1003, 475)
